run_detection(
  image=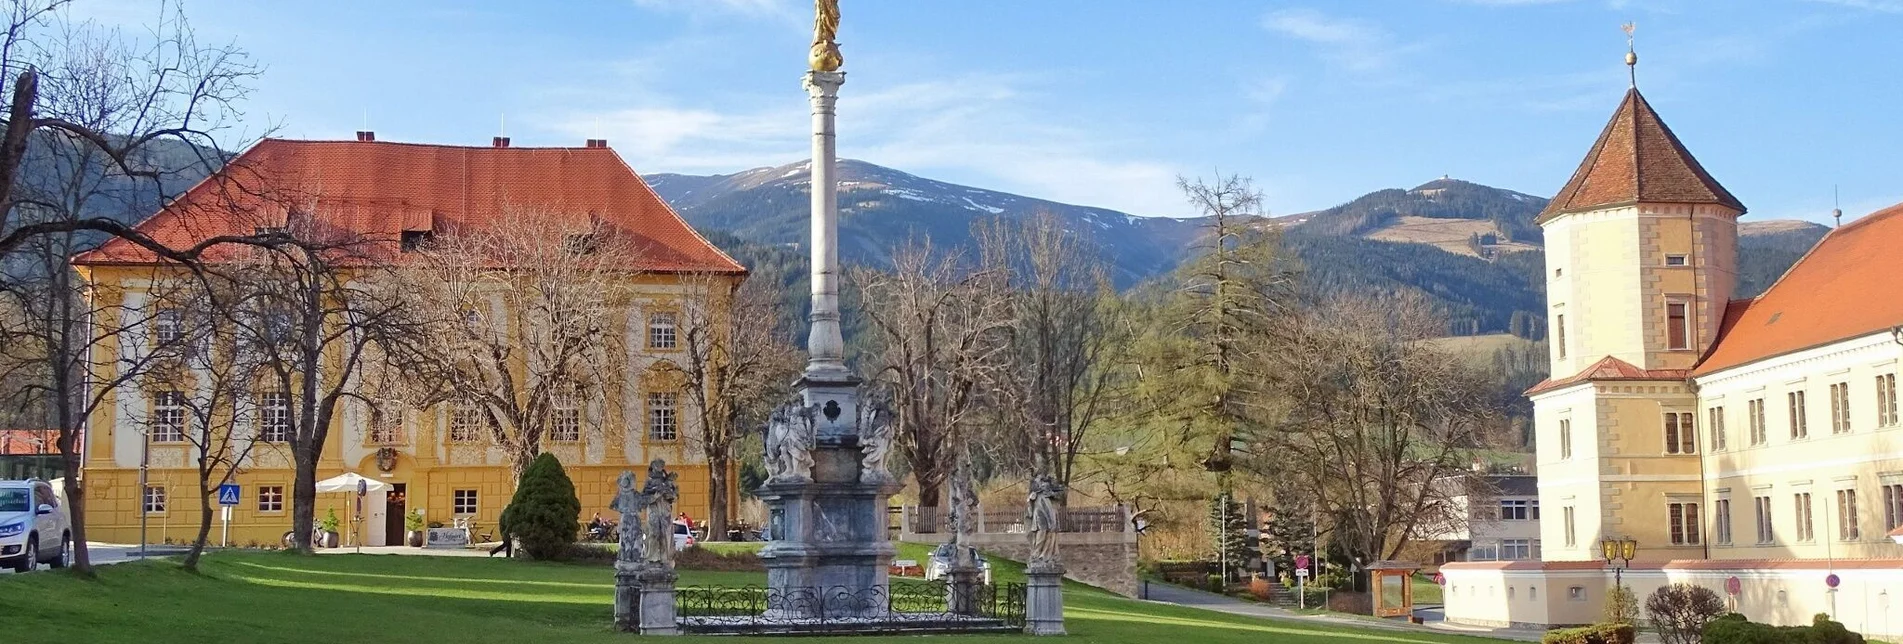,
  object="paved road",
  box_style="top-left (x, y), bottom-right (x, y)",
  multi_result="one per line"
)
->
top-left (1139, 580), bottom-right (1544, 642)
top-left (0, 542), bottom-right (187, 576)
